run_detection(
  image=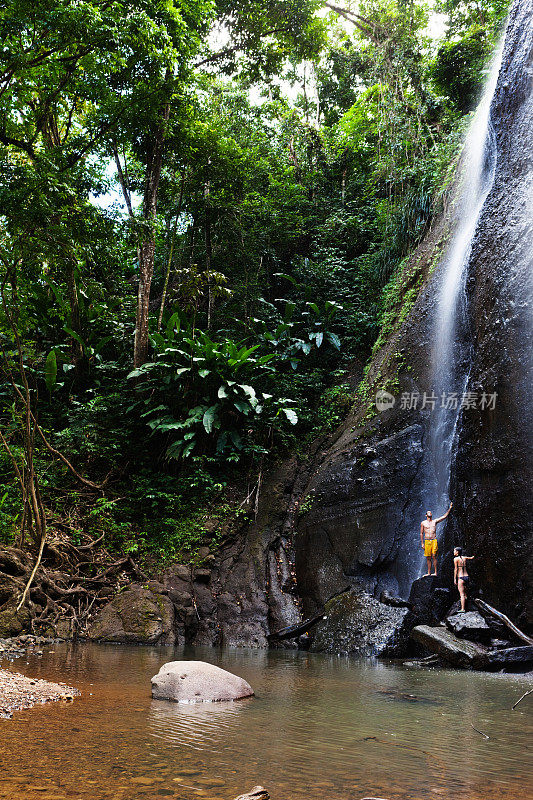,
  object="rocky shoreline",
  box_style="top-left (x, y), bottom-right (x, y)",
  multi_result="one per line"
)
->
top-left (0, 634), bottom-right (78, 718)
top-left (0, 668), bottom-right (78, 718)
top-left (0, 633), bottom-right (66, 660)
